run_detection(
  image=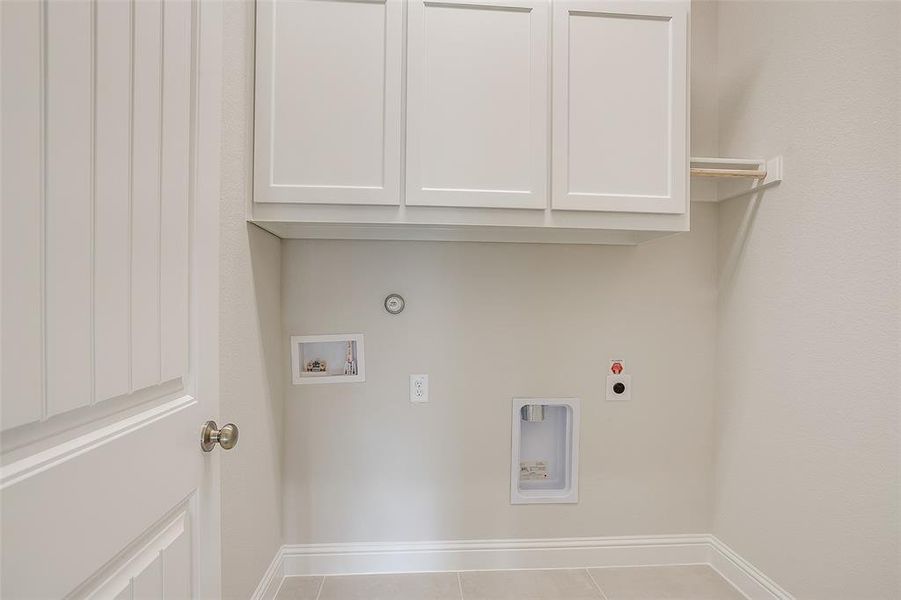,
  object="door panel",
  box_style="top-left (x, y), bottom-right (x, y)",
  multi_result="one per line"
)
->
top-left (406, 0), bottom-right (548, 209)
top-left (160, 0), bottom-right (194, 382)
top-left (254, 0), bottom-right (403, 205)
top-left (552, 0), bottom-right (688, 213)
top-left (131, 0), bottom-right (164, 391)
top-left (1, 397), bottom-right (197, 598)
top-left (45, 0), bottom-right (94, 416)
top-left (77, 500), bottom-right (192, 599)
top-left (1, 0), bottom-right (222, 597)
top-left (132, 555), bottom-right (164, 600)
top-left (95, 0), bottom-right (134, 403)
top-left (2, 0), bottom-right (194, 430)
top-left (0, 0), bottom-right (44, 430)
